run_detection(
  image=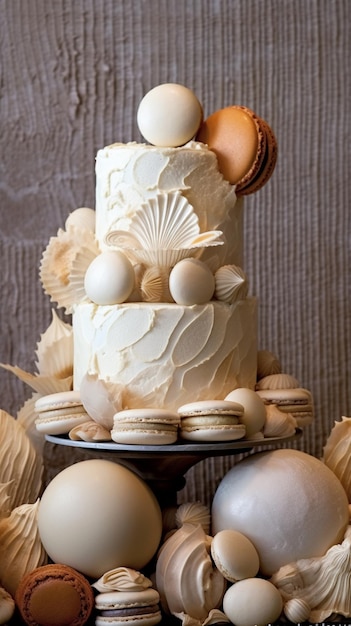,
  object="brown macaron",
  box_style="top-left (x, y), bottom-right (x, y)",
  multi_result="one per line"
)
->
top-left (15, 563), bottom-right (94, 626)
top-left (196, 105), bottom-right (277, 195)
